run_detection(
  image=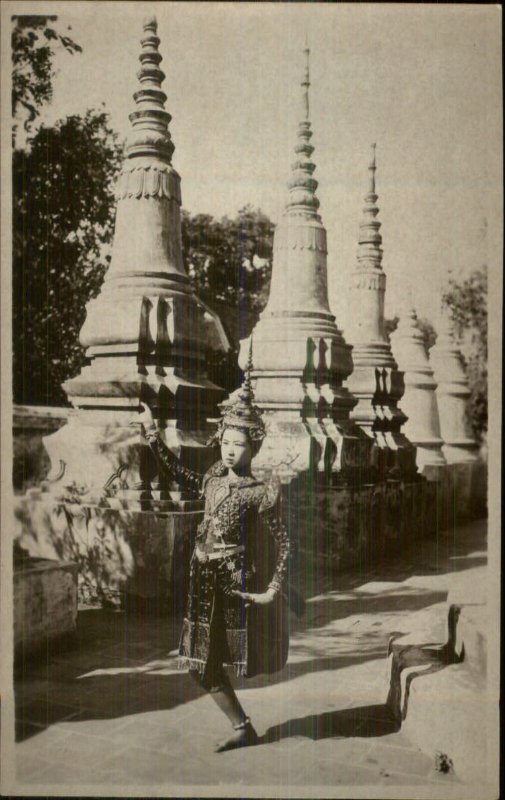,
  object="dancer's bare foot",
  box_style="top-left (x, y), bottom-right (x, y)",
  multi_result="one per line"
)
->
top-left (215, 719), bottom-right (258, 752)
